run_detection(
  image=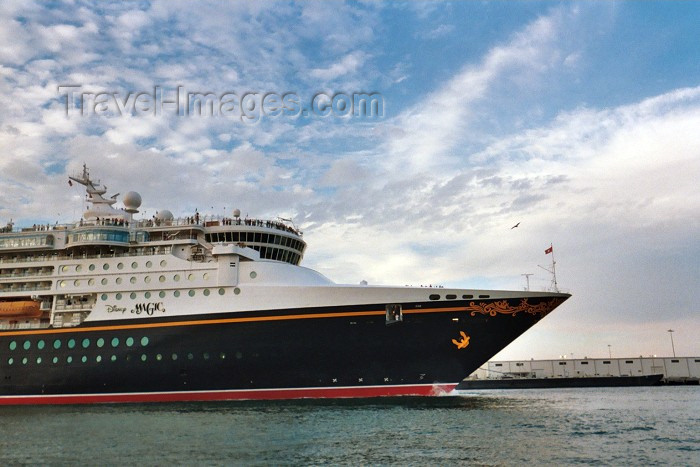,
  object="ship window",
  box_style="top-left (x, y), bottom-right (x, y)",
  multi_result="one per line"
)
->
top-left (187, 274), bottom-right (194, 281)
top-left (9, 341), bottom-right (16, 351)
top-left (111, 337), bottom-right (119, 347)
top-left (53, 339), bottom-right (61, 349)
top-left (234, 287), bottom-right (241, 295)
top-left (66, 356), bottom-right (73, 363)
top-left (52, 357), bottom-right (58, 364)
top-left (101, 278), bottom-right (108, 285)
top-left (141, 336), bottom-right (149, 346)
top-left (81, 356), bottom-right (87, 363)
top-left (61, 265), bottom-right (68, 272)
top-left (145, 292), bottom-right (151, 299)
top-left (516, 363), bottom-right (524, 366)
top-left (494, 364), bottom-right (503, 367)
top-left (174, 274), bottom-right (180, 282)
top-left (130, 277), bottom-right (136, 284)
top-left (116, 293), bottom-right (122, 300)
top-left (96, 355), bottom-right (102, 363)
top-left (97, 338), bottom-right (104, 348)
top-left (141, 354), bottom-right (147, 362)
top-left (23, 340), bottom-right (31, 350)
top-left (132, 262), bottom-right (138, 269)
top-left (187, 353), bottom-right (194, 360)
top-left (89, 264), bottom-right (96, 271)
top-left (625, 360), bottom-right (634, 364)
top-left (446, 294), bottom-right (457, 300)
top-left (156, 354), bottom-right (162, 361)
top-left (36, 357), bottom-right (42, 364)
top-left (59, 280), bottom-right (66, 288)
top-left (203, 289), bottom-right (210, 296)
top-left (172, 353), bottom-right (178, 360)
top-left (188, 290), bottom-right (195, 297)
top-left (22, 357), bottom-right (28, 365)
top-left (160, 260), bottom-right (167, 267)
top-left (159, 275), bottom-right (165, 282)
top-left (203, 352), bottom-right (210, 360)
top-left (671, 359), bottom-right (679, 363)
top-left (603, 361), bottom-right (611, 364)
top-left (146, 261), bottom-right (152, 268)
top-left (558, 362), bottom-right (567, 365)
top-left (581, 362), bottom-right (589, 365)
top-left (117, 262), bottom-right (124, 270)
top-left (68, 339), bottom-right (76, 349)
top-left (81, 339), bottom-right (90, 349)
top-left (76, 265), bottom-right (82, 272)
top-left (130, 292), bottom-right (136, 299)
top-left (159, 291), bottom-right (165, 298)
top-left (203, 273), bottom-right (209, 280)
top-left (116, 277), bottom-right (122, 284)
top-left (126, 337), bottom-right (134, 347)
top-left (103, 264), bottom-right (109, 271)
top-left (218, 288), bottom-right (225, 295)
top-left (88, 279), bottom-right (95, 286)
top-left (7, 358), bottom-right (13, 365)
top-left (479, 295), bottom-right (490, 298)
top-left (250, 271), bottom-right (257, 279)
top-left (101, 293), bottom-right (108, 301)
top-left (429, 294), bottom-right (440, 300)
top-left (111, 355), bottom-right (117, 362)
top-left (38, 340), bottom-right (45, 350)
